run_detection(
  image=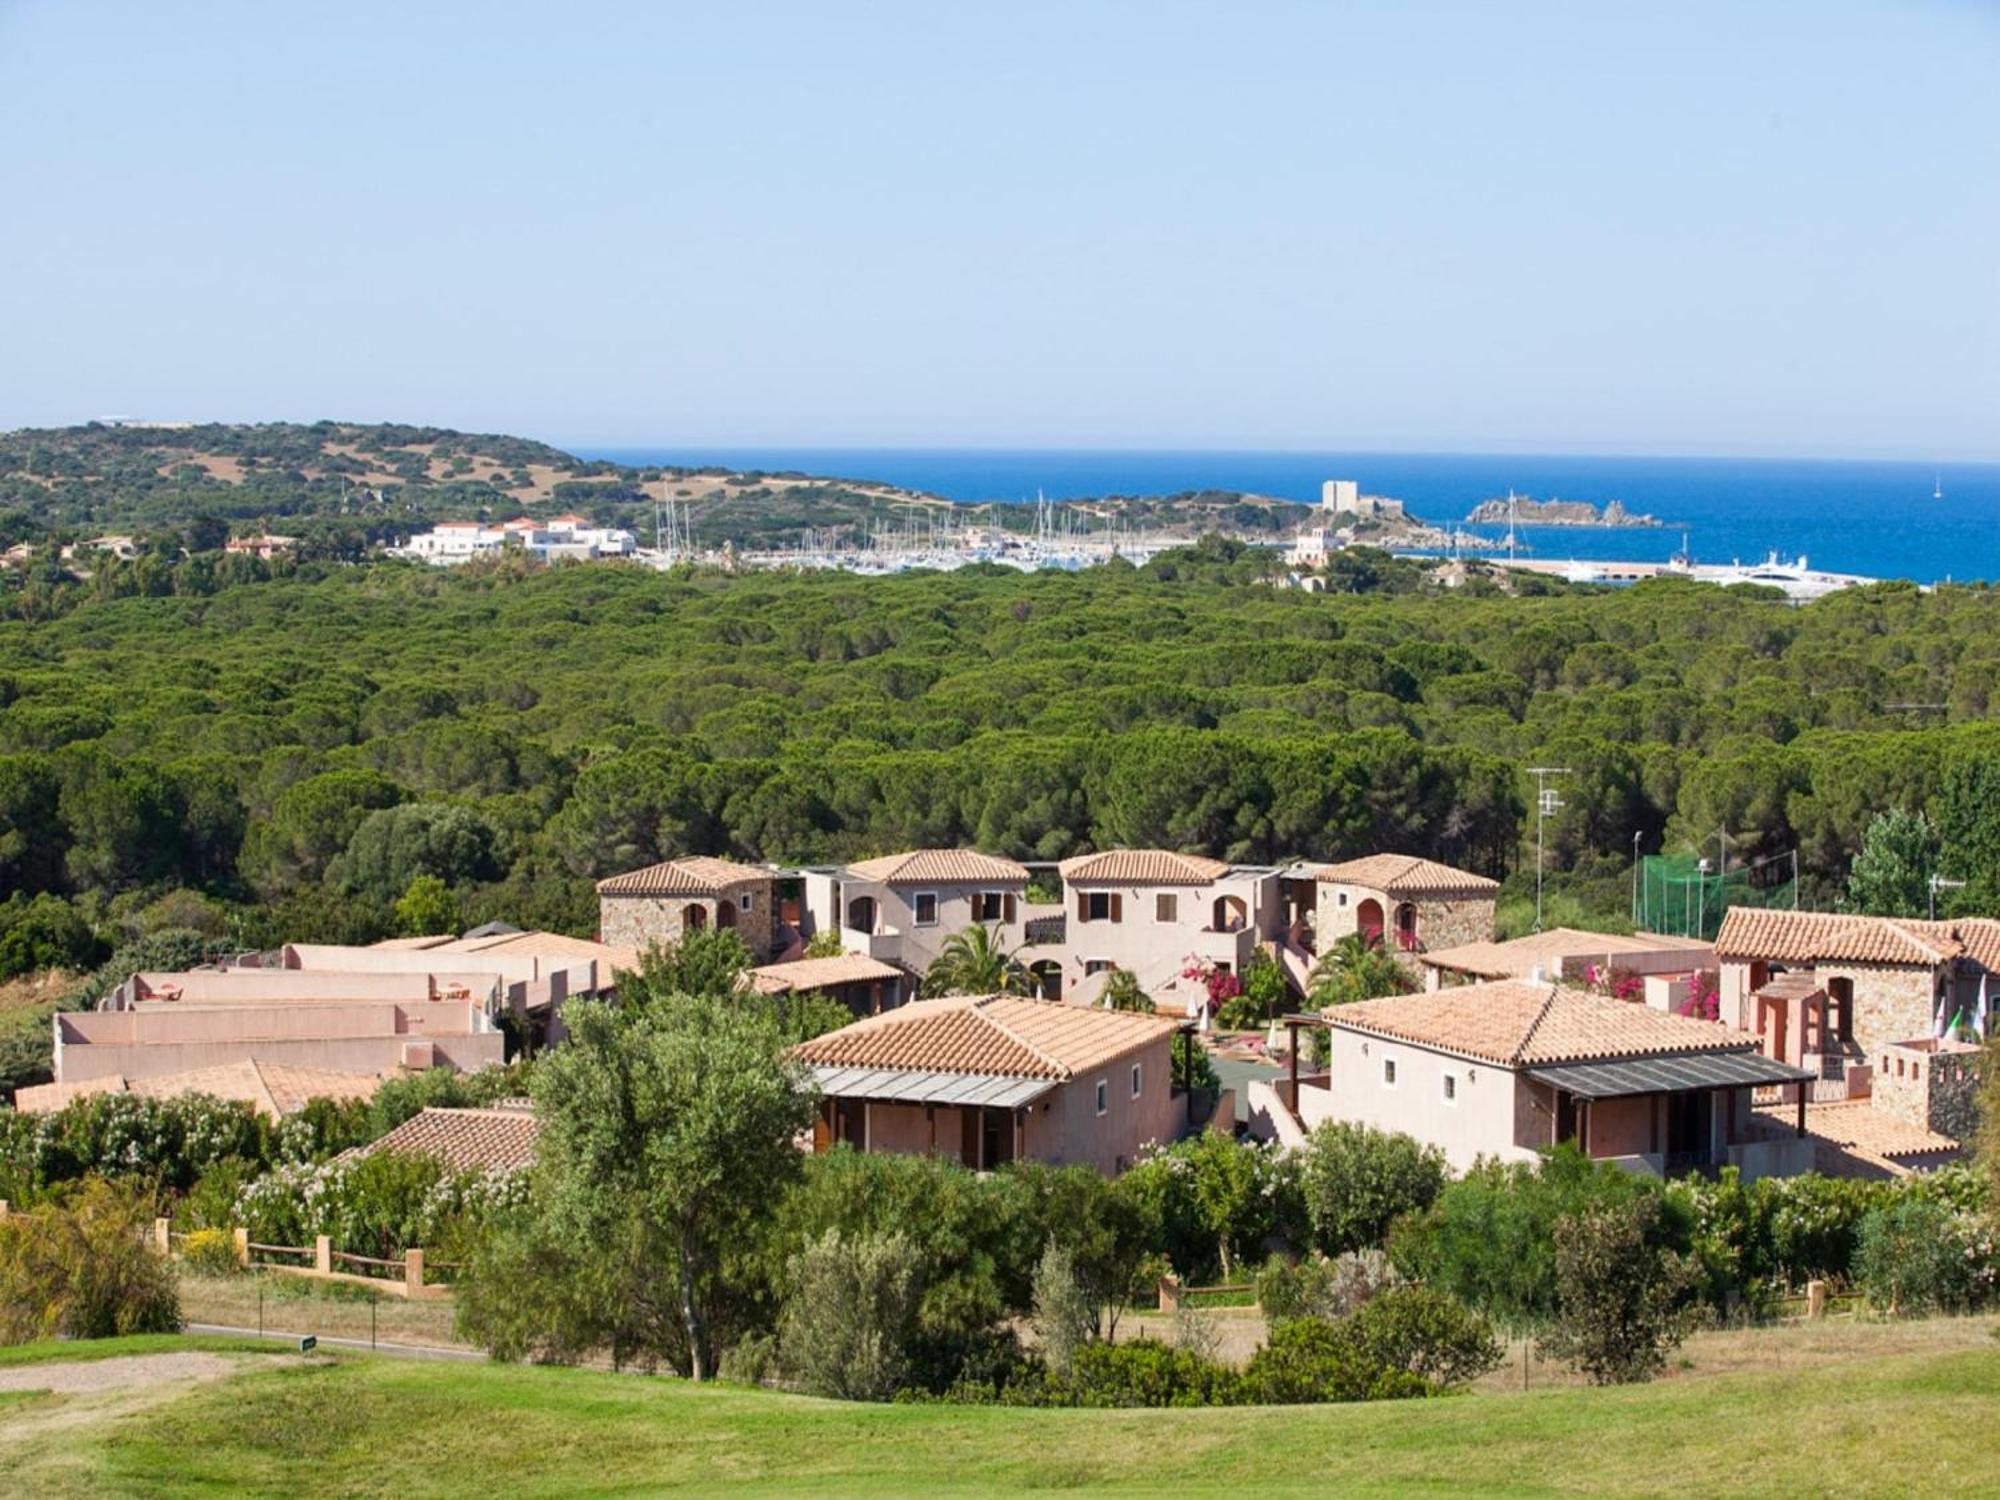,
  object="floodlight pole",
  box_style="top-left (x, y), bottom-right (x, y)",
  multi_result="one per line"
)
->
top-left (1527, 767), bottom-right (1571, 933)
